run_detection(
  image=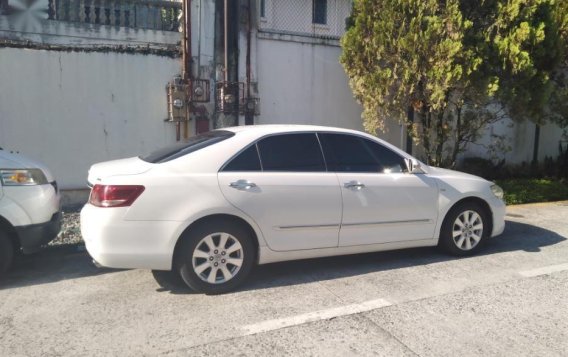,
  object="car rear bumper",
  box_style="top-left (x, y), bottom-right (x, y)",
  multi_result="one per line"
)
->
top-left (16, 212), bottom-right (62, 254)
top-left (80, 204), bottom-right (181, 270)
